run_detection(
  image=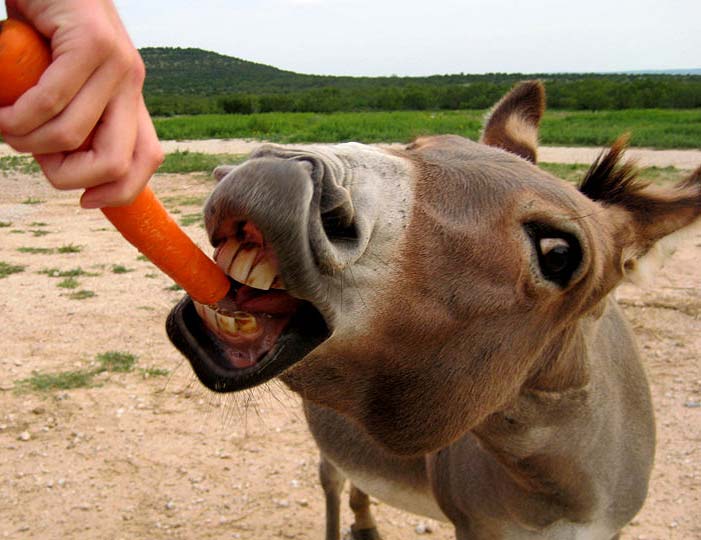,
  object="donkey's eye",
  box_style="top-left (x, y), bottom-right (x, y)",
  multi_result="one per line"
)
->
top-left (525, 224), bottom-right (582, 287)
